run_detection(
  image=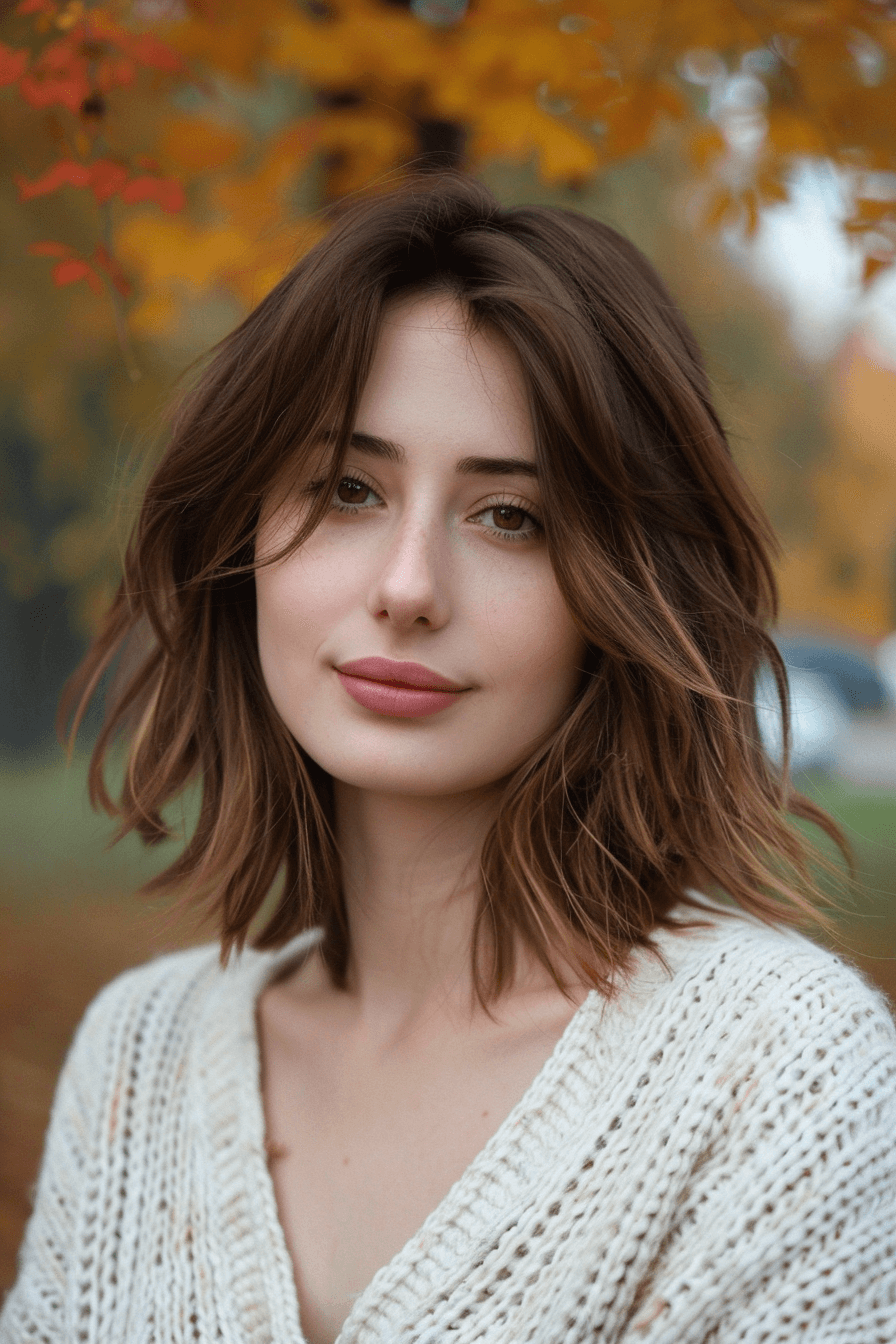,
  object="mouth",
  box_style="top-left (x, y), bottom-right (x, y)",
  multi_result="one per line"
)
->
top-left (334, 657), bottom-right (470, 719)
